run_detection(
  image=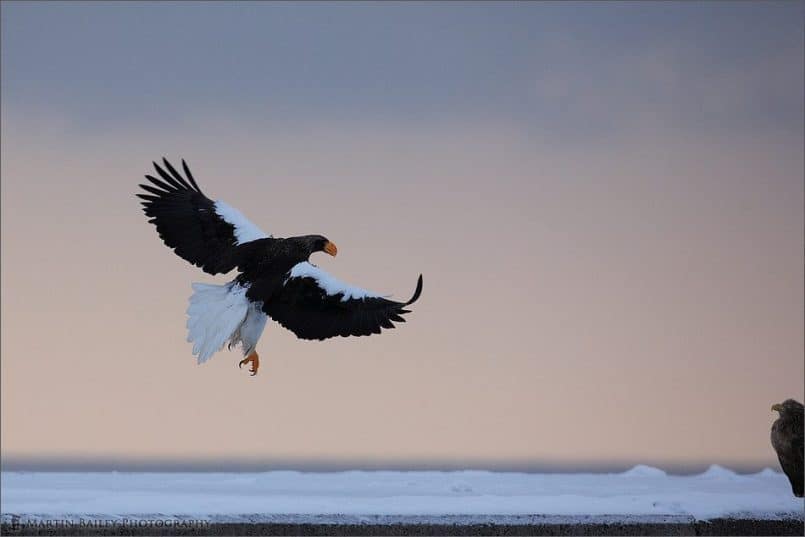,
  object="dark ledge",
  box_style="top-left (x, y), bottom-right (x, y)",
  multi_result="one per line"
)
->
top-left (1, 514), bottom-right (803, 536)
